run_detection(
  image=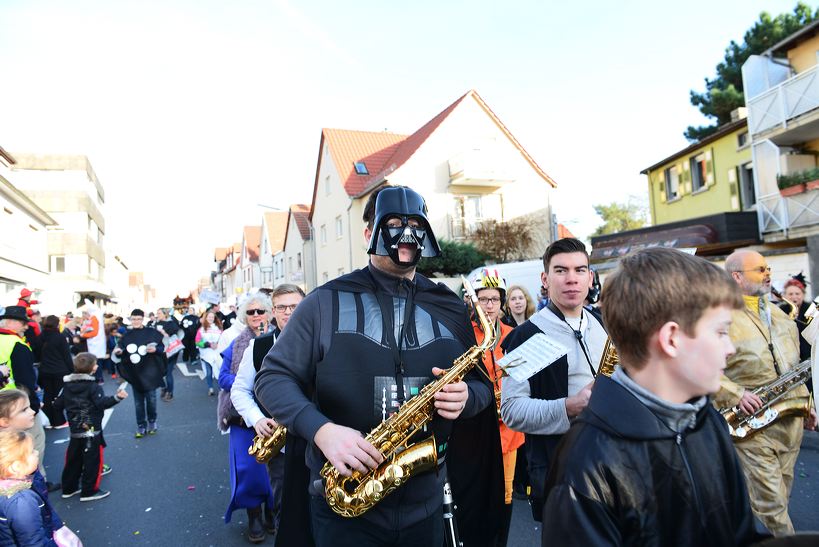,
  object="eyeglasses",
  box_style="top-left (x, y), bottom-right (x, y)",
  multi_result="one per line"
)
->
top-left (478, 297), bottom-right (501, 305)
top-left (739, 266), bottom-right (771, 274)
top-left (274, 304), bottom-right (298, 313)
top-left (245, 309), bottom-right (266, 316)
